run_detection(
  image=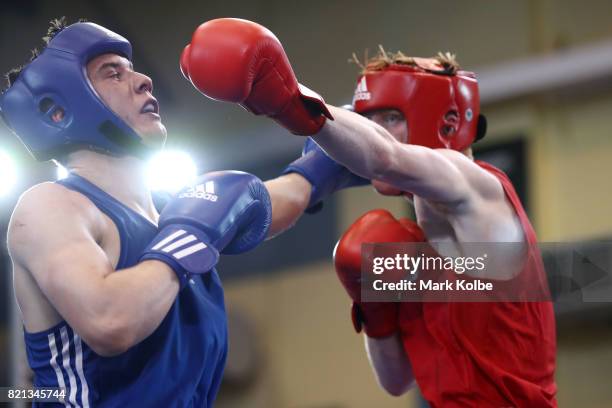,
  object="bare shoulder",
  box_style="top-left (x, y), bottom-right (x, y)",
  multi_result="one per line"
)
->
top-left (8, 182), bottom-right (100, 264)
top-left (434, 149), bottom-right (504, 202)
top-left (10, 182), bottom-right (96, 227)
